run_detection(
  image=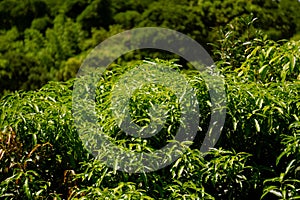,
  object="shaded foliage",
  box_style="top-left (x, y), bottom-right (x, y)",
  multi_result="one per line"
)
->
top-left (0, 0), bottom-right (299, 199)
